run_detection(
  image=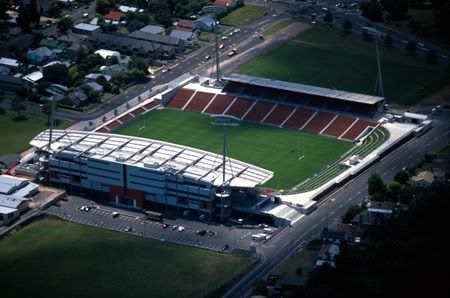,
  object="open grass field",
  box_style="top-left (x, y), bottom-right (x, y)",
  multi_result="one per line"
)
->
top-left (0, 111), bottom-right (68, 156)
top-left (220, 5), bottom-right (266, 27)
top-left (239, 26), bottom-right (450, 105)
top-left (0, 219), bottom-right (249, 298)
top-left (115, 109), bottom-right (353, 189)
